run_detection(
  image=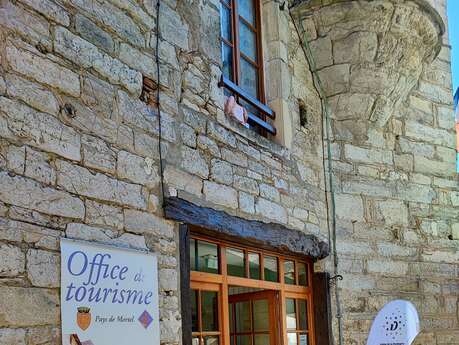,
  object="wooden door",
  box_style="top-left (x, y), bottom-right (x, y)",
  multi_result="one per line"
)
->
top-left (228, 290), bottom-right (279, 345)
